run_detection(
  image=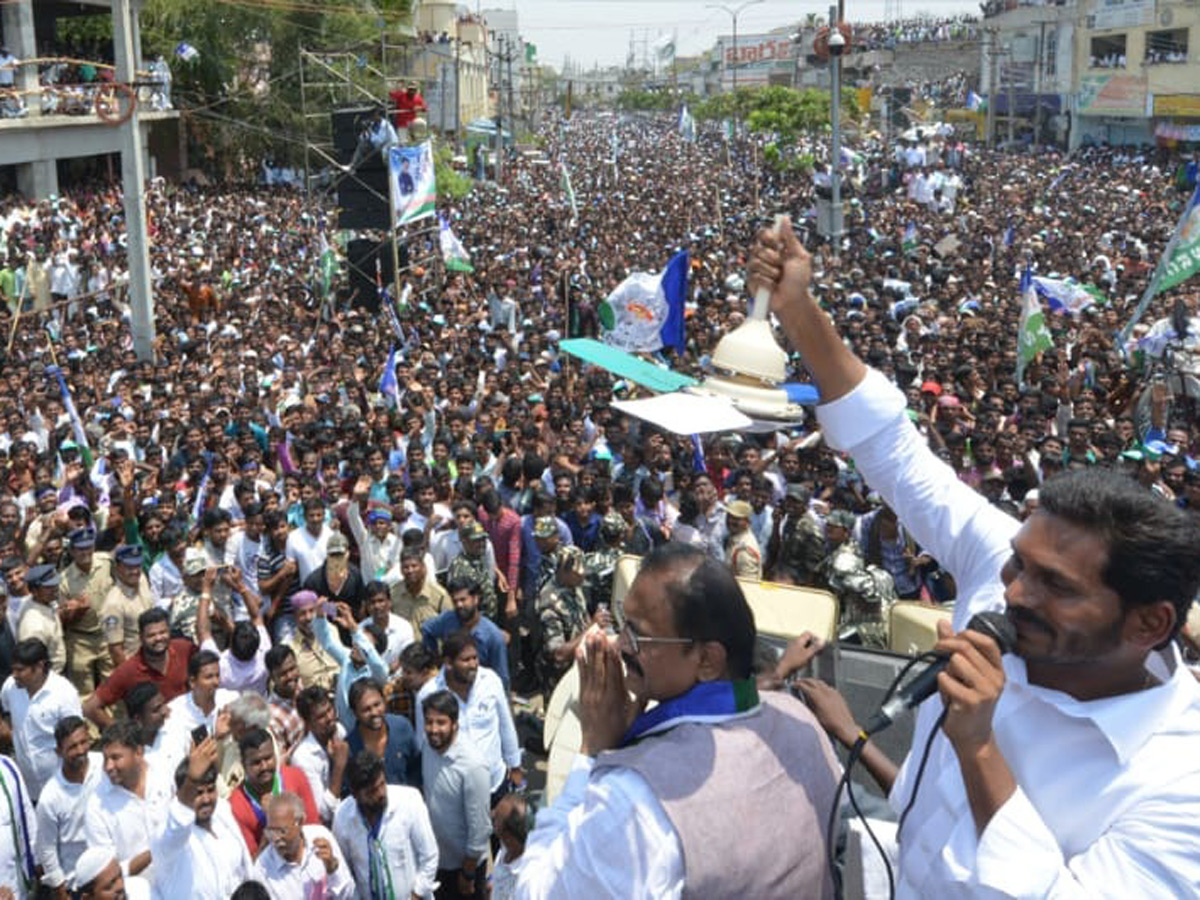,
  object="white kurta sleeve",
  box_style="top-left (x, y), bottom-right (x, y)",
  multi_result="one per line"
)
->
top-left (514, 756), bottom-right (684, 899)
